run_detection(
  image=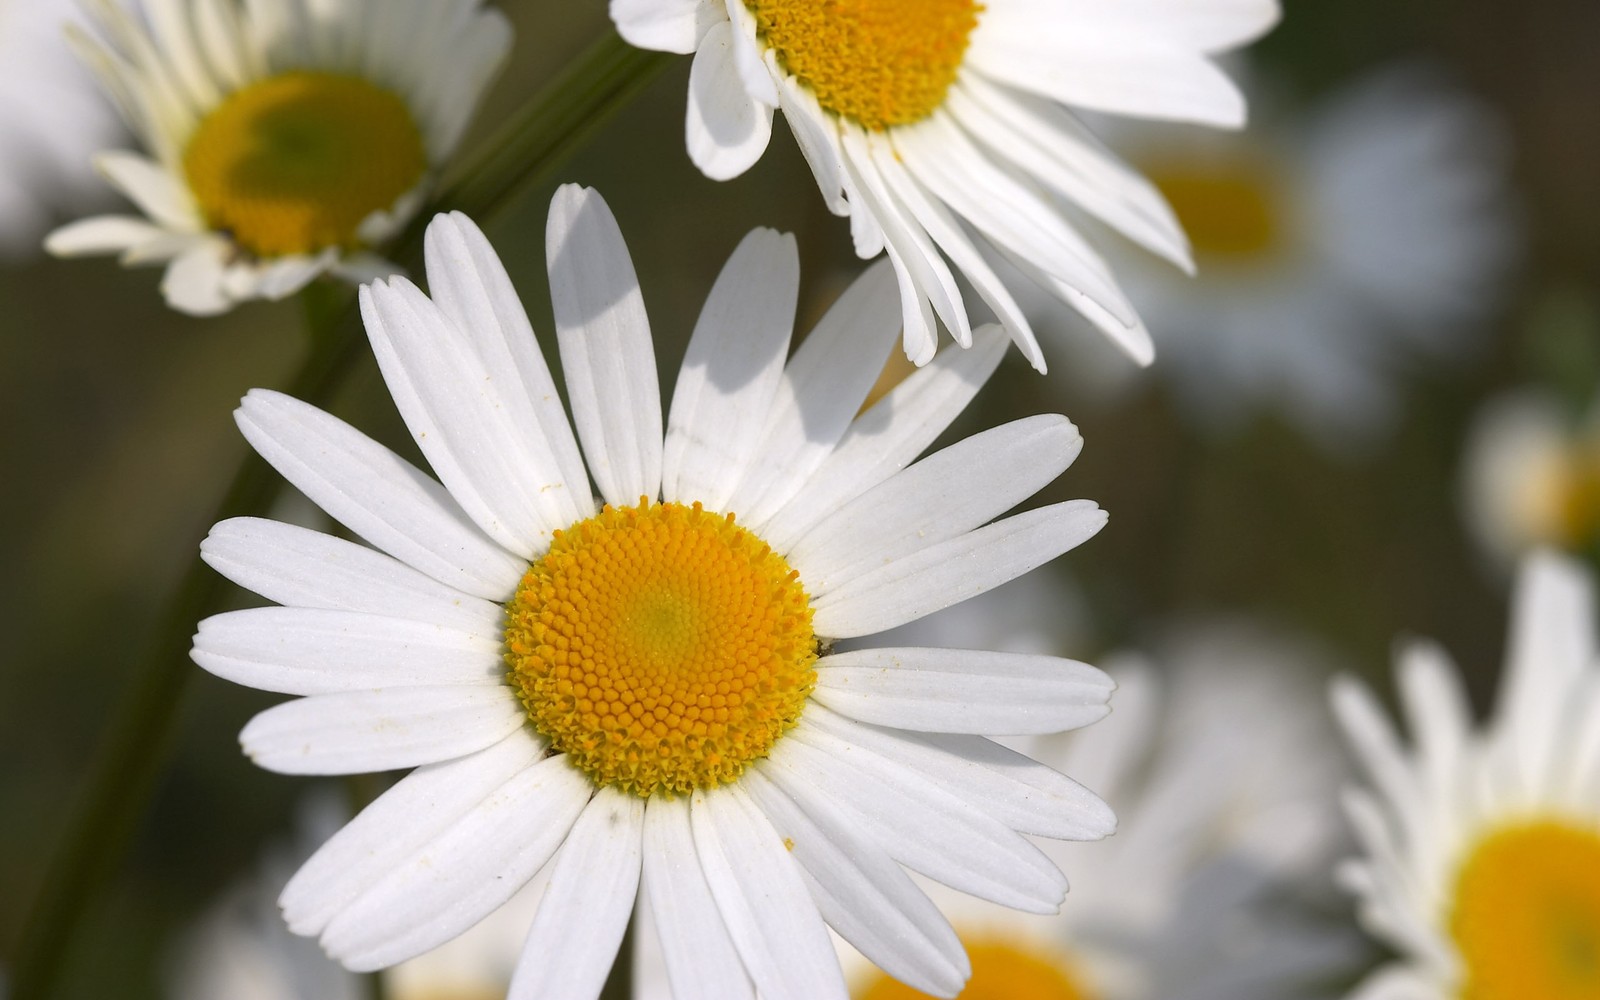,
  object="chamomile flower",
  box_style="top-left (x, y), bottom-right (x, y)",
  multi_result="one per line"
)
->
top-left (1462, 389), bottom-right (1600, 567)
top-left (1044, 65), bottom-right (1517, 446)
top-left (0, 0), bottom-right (120, 256)
top-left (1332, 552), bottom-right (1600, 999)
top-left (610, 0), bottom-right (1279, 371)
top-left (44, 0), bottom-right (510, 315)
top-left (191, 185), bottom-right (1117, 999)
top-left (815, 619), bottom-right (1357, 1000)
